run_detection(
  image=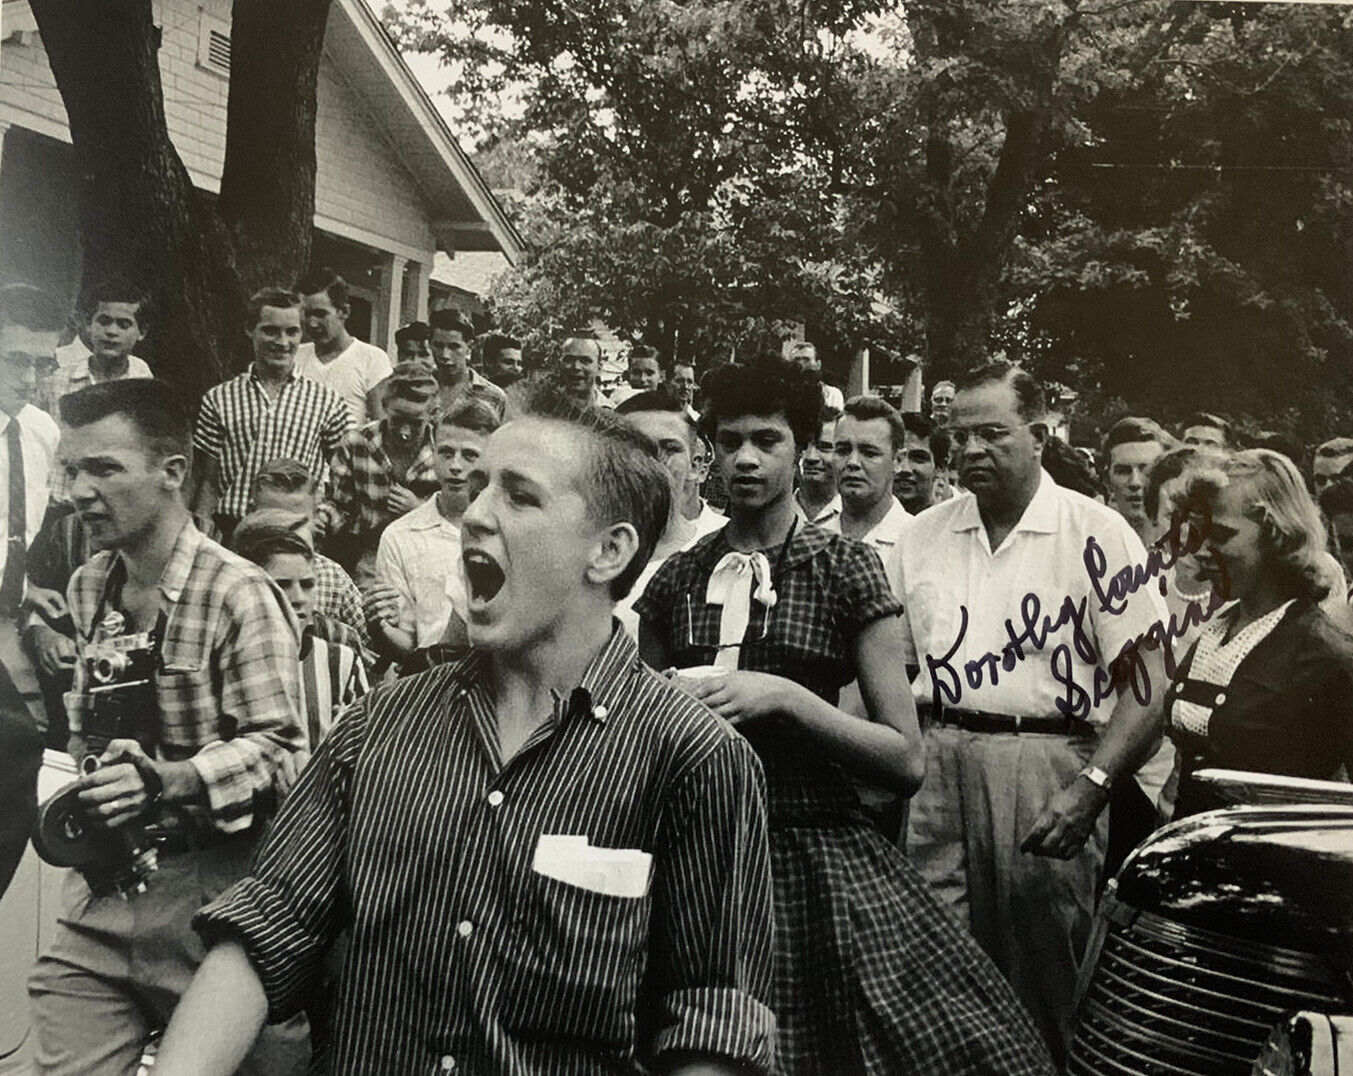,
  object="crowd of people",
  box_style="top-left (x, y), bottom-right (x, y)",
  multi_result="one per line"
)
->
top-left (0, 269), bottom-right (1350, 1075)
